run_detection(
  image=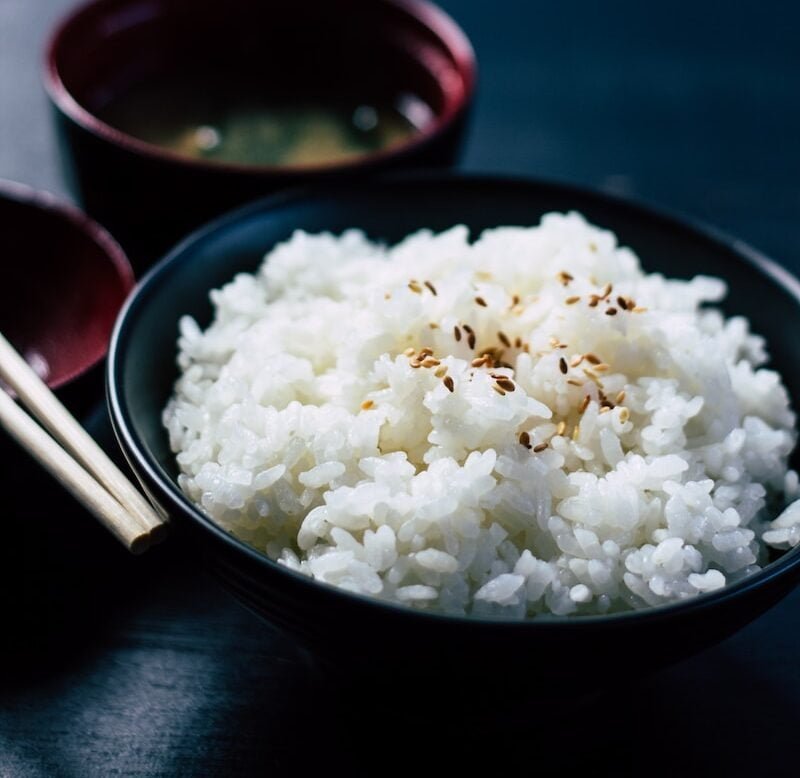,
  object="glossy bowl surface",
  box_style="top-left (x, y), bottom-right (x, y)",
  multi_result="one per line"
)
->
top-left (108, 175), bottom-right (800, 695)
top-left (44, 0), bottom-right (476, 270)
top-left (0, 179), bottom-right (134, 393)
